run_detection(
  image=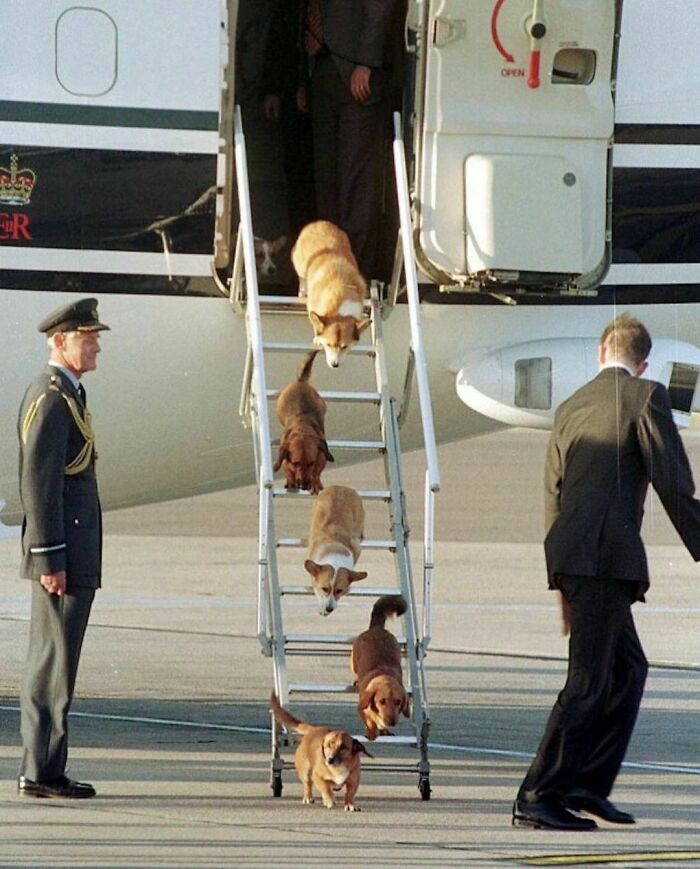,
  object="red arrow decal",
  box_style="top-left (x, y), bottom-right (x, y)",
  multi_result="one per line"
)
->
top-left (491, 0), bottom-right (514, 63)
